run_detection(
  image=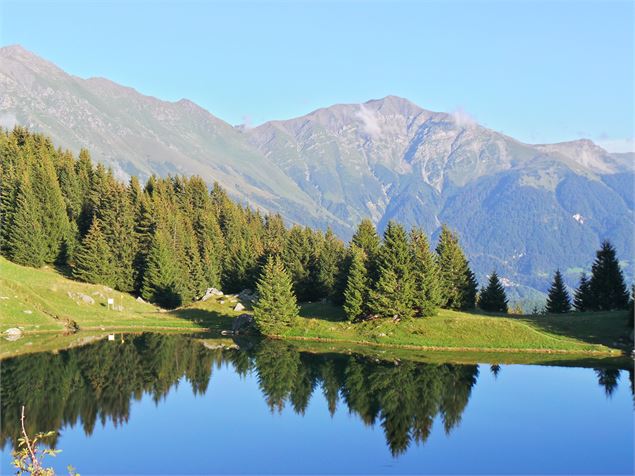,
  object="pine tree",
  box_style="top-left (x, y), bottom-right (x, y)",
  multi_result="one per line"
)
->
top-left (6, 177), bottom-right (47, 267)
top-left (410, 228), bottom-right (442, 317)
top-left (343, 246), bottom-right (369, 321)
top-left (141, 228), bottom-right (183, 308)
top-left (588, 240), bottom-right (629, 311)
top-left (368, 221), bottom-right (416, 319)
top-left (545, 270), bottom-right (571, 314)
top-left (253, 255), bottom-right (299, 334)
top-left (478, 271), bottom-right (508, 313)
top-left (351, 219), bottom-right (380, 274)
top-left (312, 228), bottom-right (344, 300)
top-left (72, 219), bottom-right (116, 286)
top-left (435, 225), bottom-right (476, 310)
top-left (573, 273), bottom-right (592, 312)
